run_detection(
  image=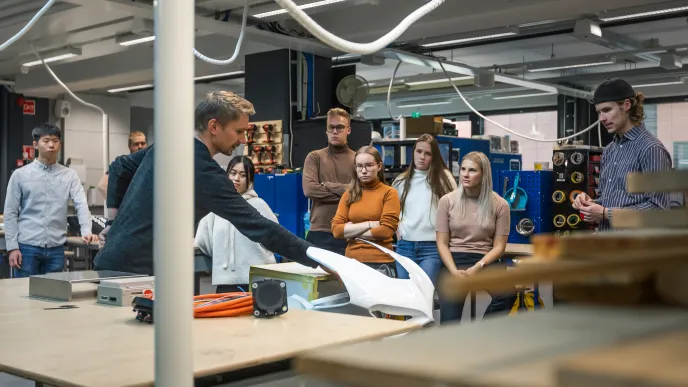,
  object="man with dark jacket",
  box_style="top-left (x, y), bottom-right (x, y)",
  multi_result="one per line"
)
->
top-left (94, 91), bottom-right (321, 274)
